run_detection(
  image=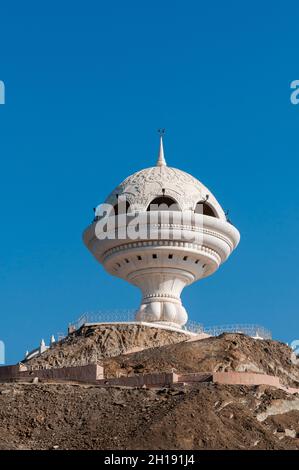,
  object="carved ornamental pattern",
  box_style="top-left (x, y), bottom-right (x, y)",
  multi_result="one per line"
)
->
top-left (105, 166), bottom-right (223, 214)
